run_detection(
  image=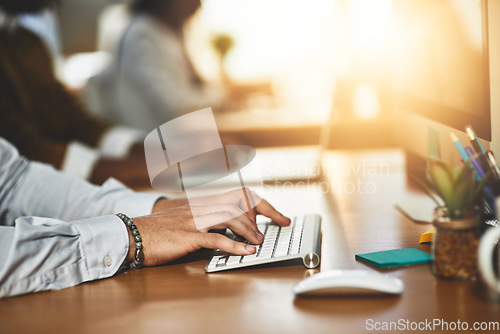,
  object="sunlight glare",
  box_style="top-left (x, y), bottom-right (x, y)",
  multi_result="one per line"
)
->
top-left (353, 84), bottom-right (380, 119)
